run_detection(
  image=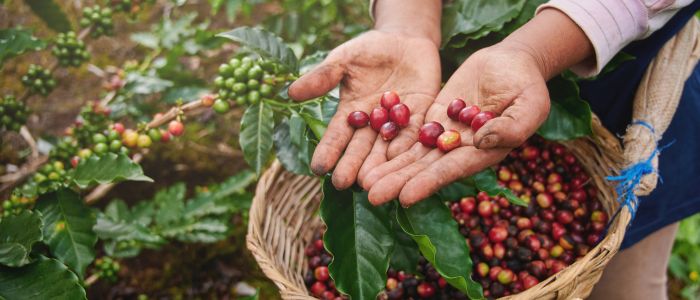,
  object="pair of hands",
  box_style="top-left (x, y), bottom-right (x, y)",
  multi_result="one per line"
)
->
top-left (287, 30), bottom-right (551, 207)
